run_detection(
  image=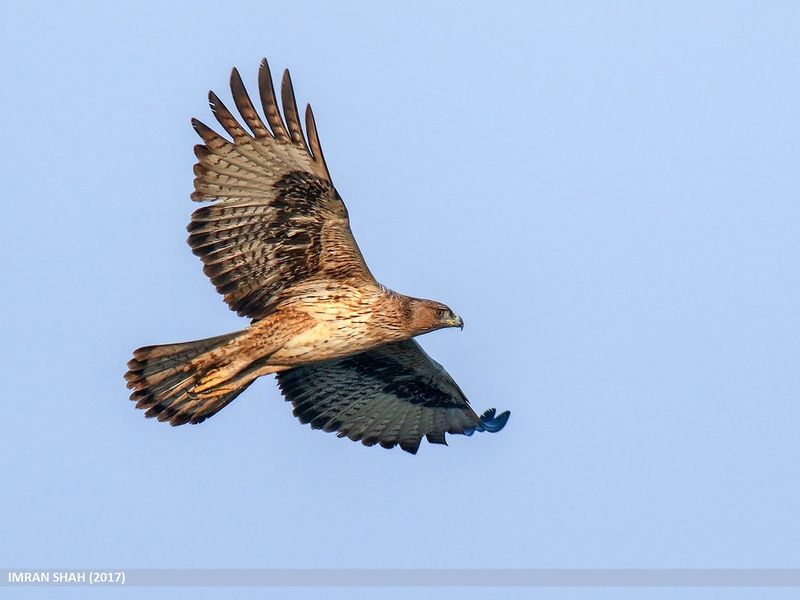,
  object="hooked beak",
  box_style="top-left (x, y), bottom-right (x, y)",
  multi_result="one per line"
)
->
top-left (451, 315), bottom-right (464, 330)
